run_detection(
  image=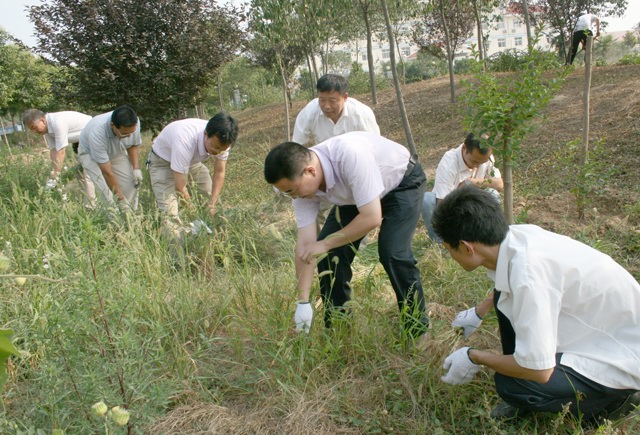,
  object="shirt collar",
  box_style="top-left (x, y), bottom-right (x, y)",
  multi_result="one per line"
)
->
top-left (489, 229), bottom-right (513, 293)
top-left (312, 148), bottom-right (334, 192)
top-left (196, 130), bottom-right (208, 157)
